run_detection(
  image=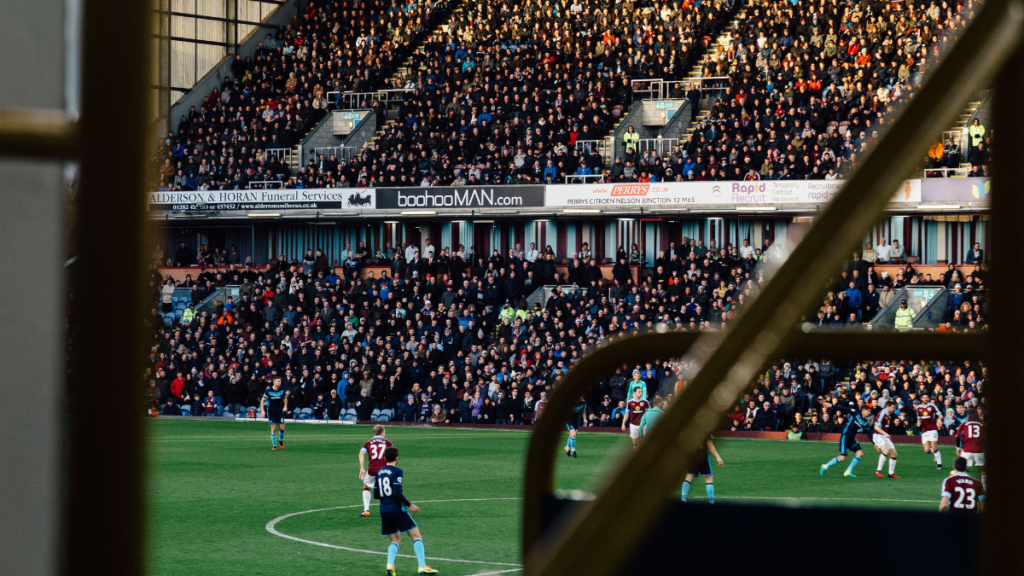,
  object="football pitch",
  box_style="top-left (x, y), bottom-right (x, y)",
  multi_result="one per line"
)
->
top-left (149, 419), bottom-right (951, 575)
